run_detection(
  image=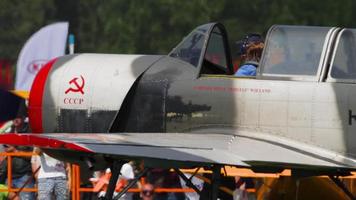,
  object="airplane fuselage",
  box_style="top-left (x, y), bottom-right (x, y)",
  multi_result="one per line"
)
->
top-left (31, 54), bottom-right (356, 162)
